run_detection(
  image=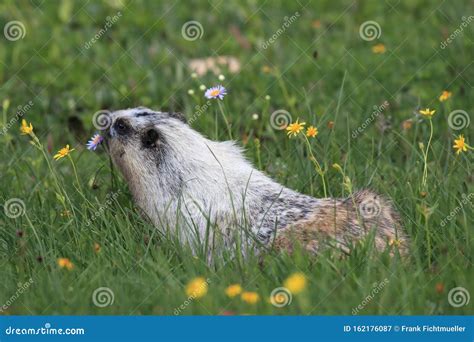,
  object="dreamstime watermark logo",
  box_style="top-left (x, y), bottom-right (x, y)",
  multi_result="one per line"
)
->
top-left (5, 322), bottom-right (85, 336)
top-left (92, 287), bottom-right (114, 307)
top-left (261, 12), bottom-right (300, 49)
top-left (440, 193), bottom-right (473, 227)
top-left (174, 278), bottom-right (211, 315)
top-left (352, 278), bottom-right (389, 314)
top-left (85, 190), bottom-right (121, 226)
top-left (83, 12), bottom-right (122, 50)
top-left (181, 21), bottom-right (204, 41)
top-left (440, 16), bottom-right (474, 49)
top-left (448, 109), bottom-right (470, 130)
top-left (0, 100), bottom-right (34, 136)
top-left (270, 109), bottom-right (292, 130)
top-left (188, 101), bottom-right (211, 125)
top-left (92, 110), bottom-right (112, 130)
top-left (358, 197), bottom-right (381, 219)
top-left (448, 287), bottom-right (470, 307)
top-left (351, 100), bottom-right (389, 138)
top-left (0, 278), bottom-right (34, 313)
top-left (359, 21), bottom-right (381, 41)
top-left (4, 21), bottom-right (26, 41)
top-left (3, 198), bottom-right (26, 218)
top-left (270, 287), bottom-right (292, 307)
